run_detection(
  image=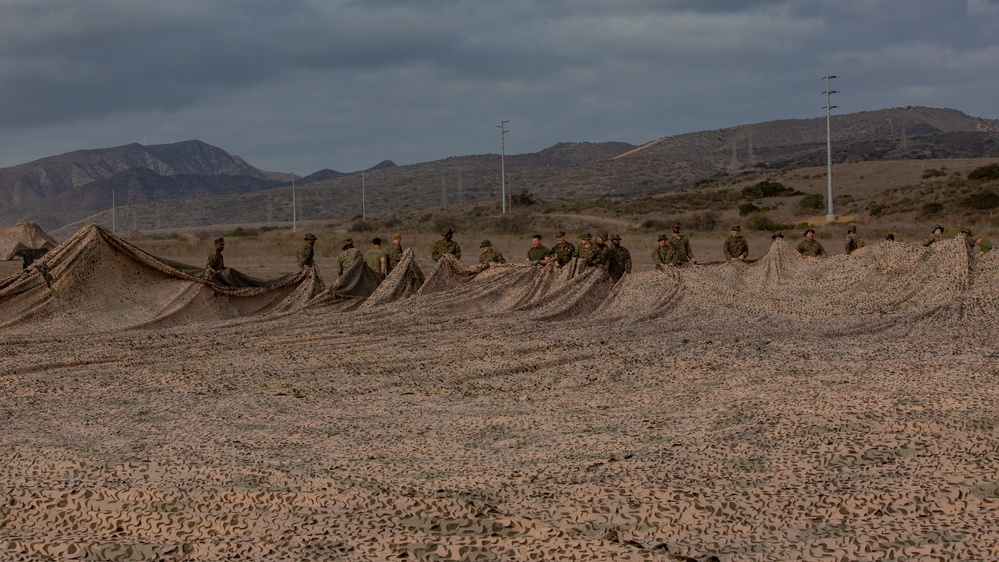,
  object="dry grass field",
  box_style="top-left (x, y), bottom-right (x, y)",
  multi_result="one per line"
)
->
top-left (1, 159), bottom-right (998, 561)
